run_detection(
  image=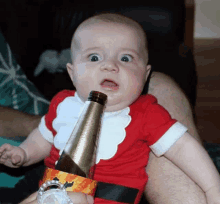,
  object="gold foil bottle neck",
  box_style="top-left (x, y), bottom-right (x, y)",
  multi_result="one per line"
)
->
top-left (55, 91), bottom-right (107, 179)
